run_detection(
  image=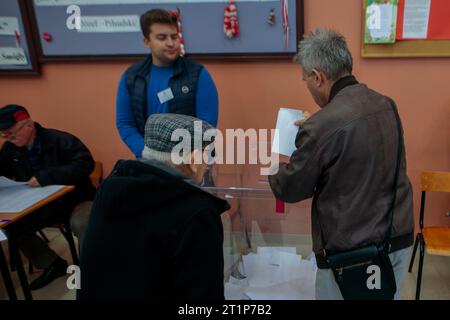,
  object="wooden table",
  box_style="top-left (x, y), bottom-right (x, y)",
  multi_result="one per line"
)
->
top-left (0, 185), bottom-right (74, 300)
top-left (0, 186), bottom-right (75, 227)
